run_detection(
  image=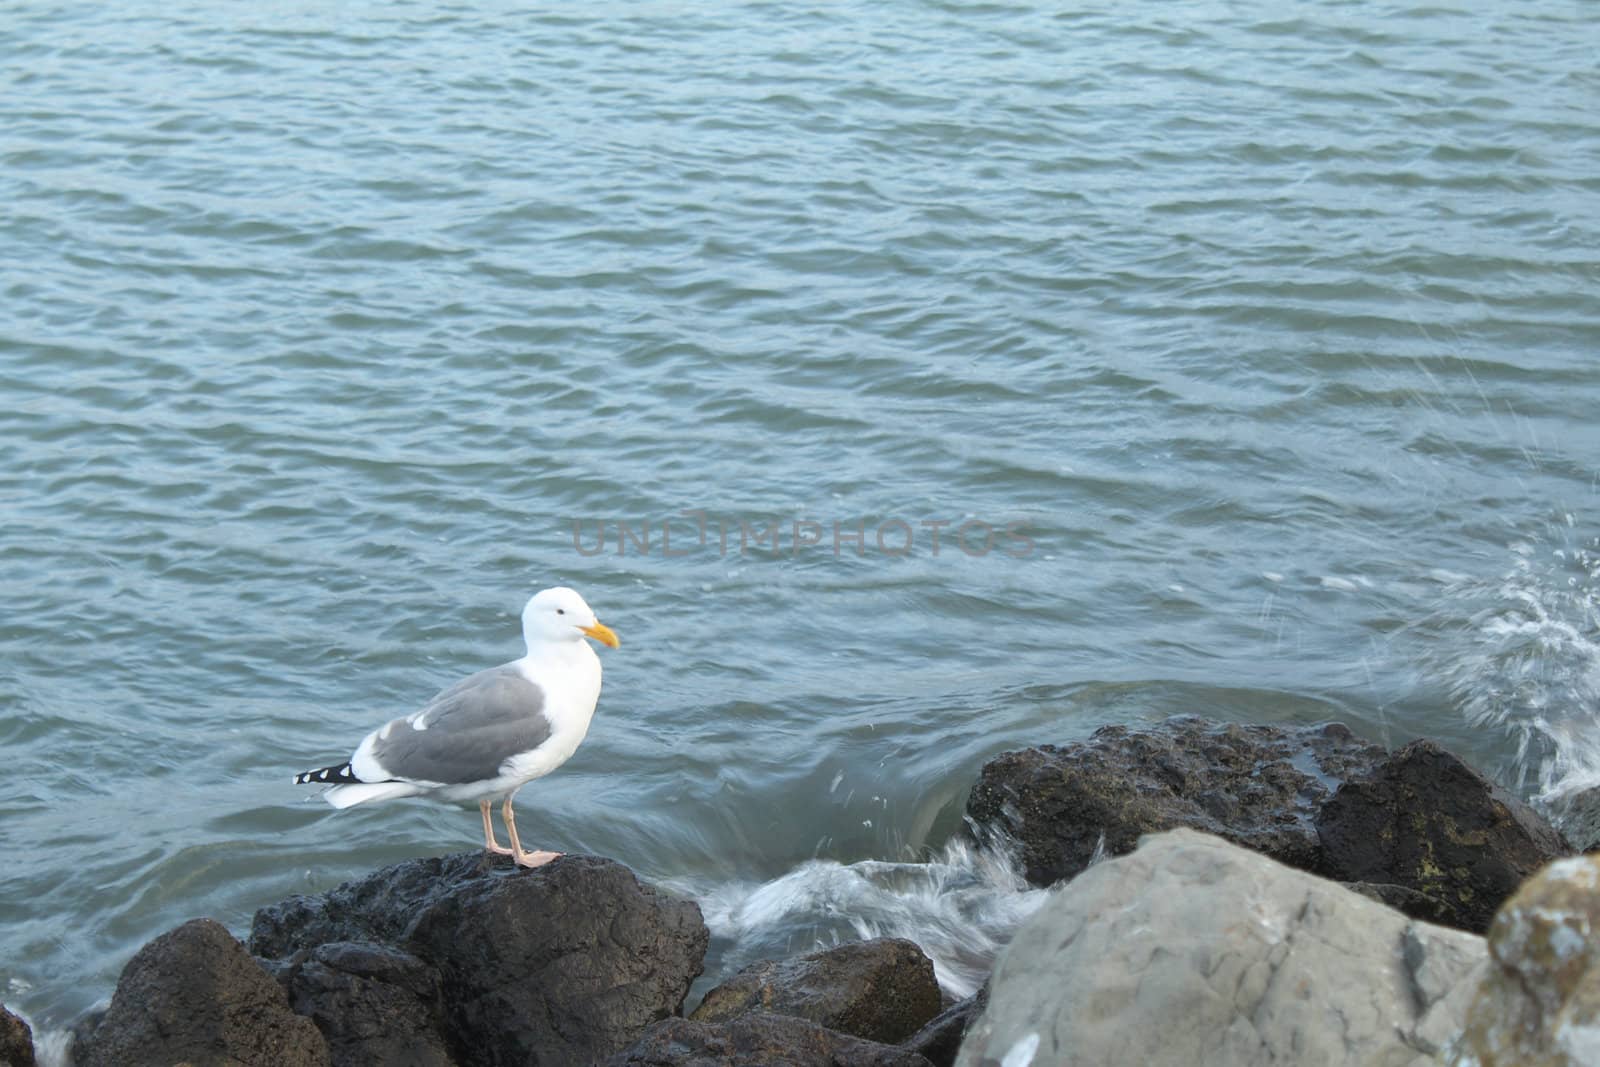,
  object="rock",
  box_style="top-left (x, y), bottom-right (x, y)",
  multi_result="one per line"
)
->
top-left (279, 941), bottom-right (452, 1067)
top-left (1453, 853), bottom-right (1600, 1066)
top-left (75, 917), bottom-right (329, 1067)
top-left (1317, 738), bottom-right (1570, 933)
top-left (1, 1003), bottom-right (34, 1067)
top-left (1346, 880), bottom-right (1443, 915)
top-left (606, 1012), bottom-right (934, 1066)
top-left (956, 828), bottom-right (1487, 1067)
top-left (690, 938), bottom-right (942, 1045)
top-left (250, 851), bottom-right (483, 958)
top-left (251, 851), bottom-right (708, 1066)
top-left (1540, 784), bottom-right (1600, 853)
top-left (65, 1010), bottom-right (104, 1063)
top-left (898, 985), bottom-right (987, 1067)
top-left (964, 716), bottom-right (1385, 886)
